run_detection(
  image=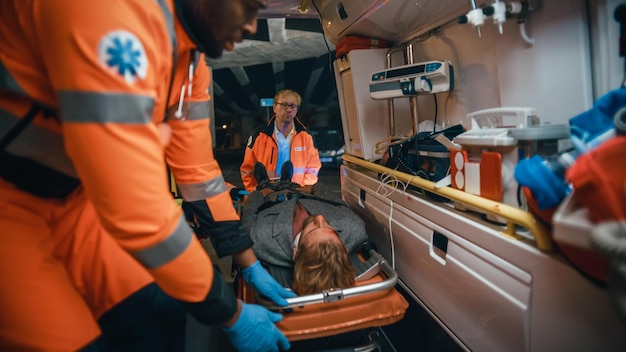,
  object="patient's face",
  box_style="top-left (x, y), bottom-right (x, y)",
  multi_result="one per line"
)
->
top-left (295, 215), bottom-right (343, 253)
top-left (291, 214), bottom-right (355, 295)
